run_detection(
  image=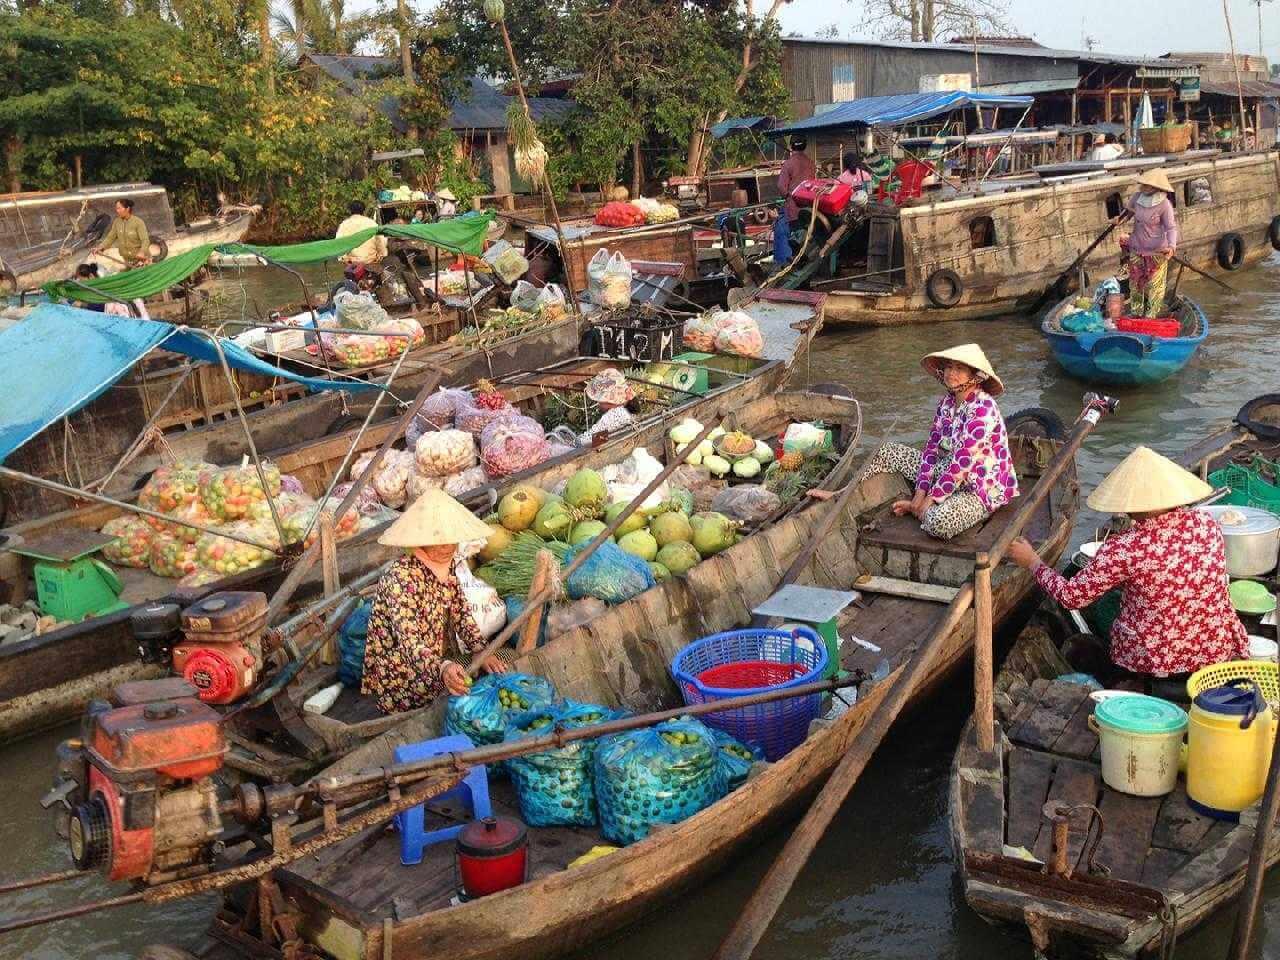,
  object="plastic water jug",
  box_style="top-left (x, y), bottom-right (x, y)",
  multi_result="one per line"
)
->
top-left (1187, 680), bottom-right (1274, 820)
